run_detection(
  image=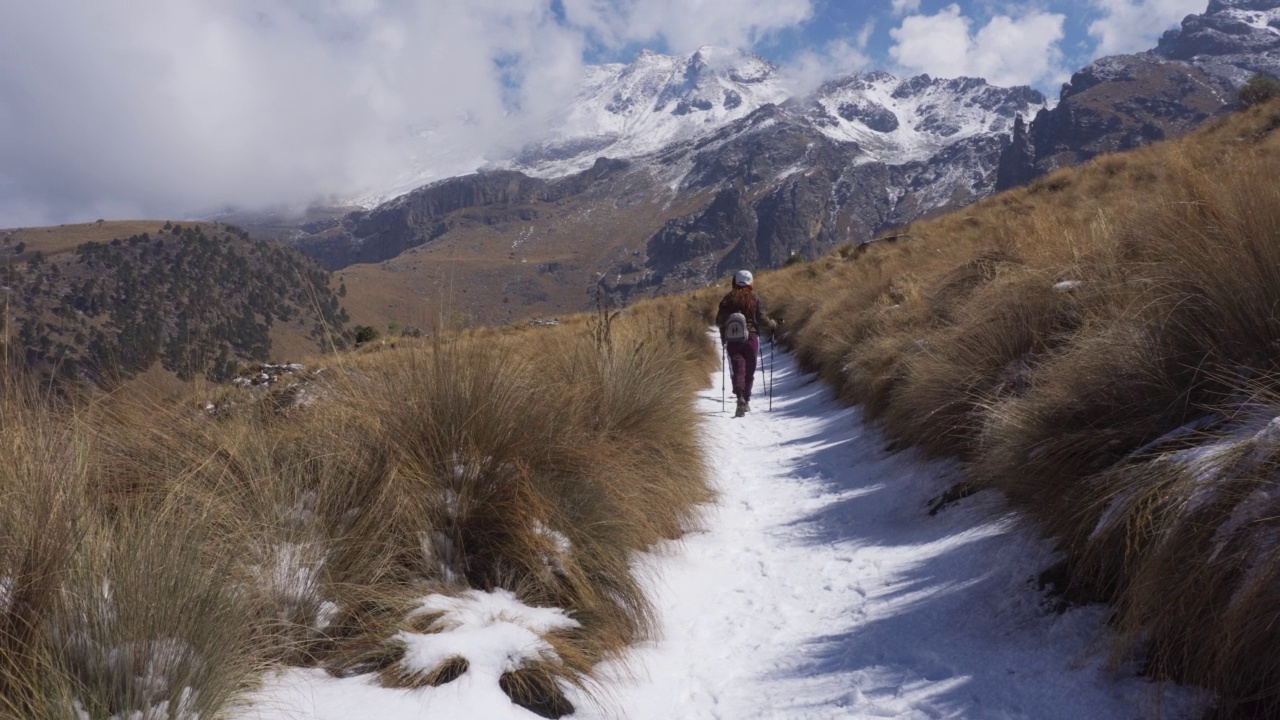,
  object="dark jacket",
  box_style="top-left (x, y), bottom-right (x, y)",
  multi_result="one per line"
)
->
top-left (716, 288), bottom-right (771, 338)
